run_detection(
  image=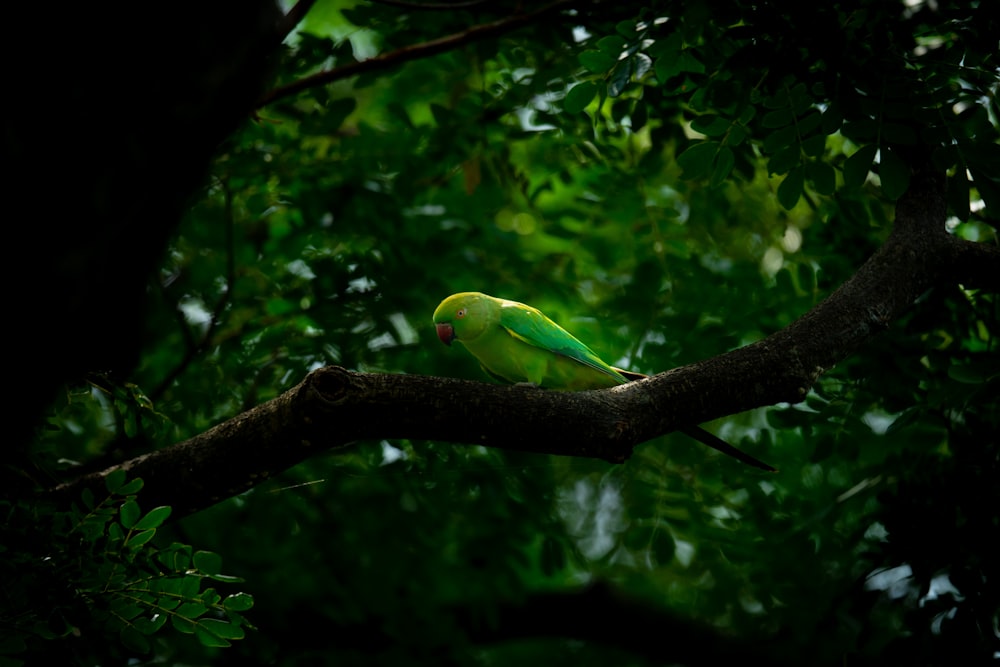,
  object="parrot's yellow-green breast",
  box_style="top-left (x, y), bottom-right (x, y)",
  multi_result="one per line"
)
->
top-left (432, 292), bottom-right (627, 391)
